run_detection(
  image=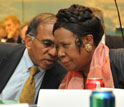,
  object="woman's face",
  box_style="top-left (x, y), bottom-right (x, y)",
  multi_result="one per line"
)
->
top-left (54, 27), bottom-right (93, 72)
